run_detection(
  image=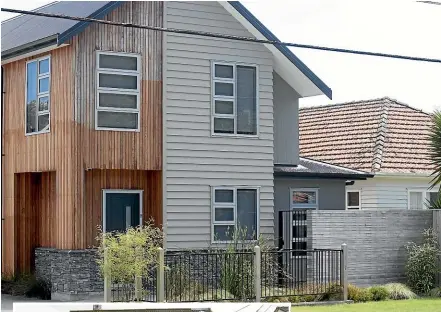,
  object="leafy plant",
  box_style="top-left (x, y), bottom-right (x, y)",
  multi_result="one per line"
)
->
top-left (1, 273), bottom-right (51, 300)
top-left (405, 228), bottom-right (441, 294)
top-left (428, 110), bottom-right (441, 190)
top-left (347, 284), bottom-right (373, 302)
top-left (367, 286), bottom-right (389, 301)
top-left (430, 286), bottom-right (441, 298)
top-left (95, 220), bottom-right (163, 301)
top-left (384, 283), bottom-right (417, 300)
top-left (425, 193), bottom-right (441, 209)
